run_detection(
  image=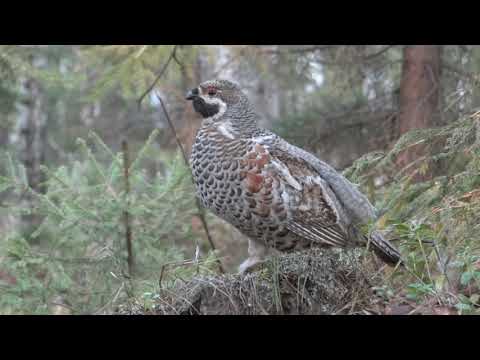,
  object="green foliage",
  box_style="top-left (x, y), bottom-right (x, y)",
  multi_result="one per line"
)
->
top-left (0, 59), bottom-right (16, 116)
top-left (0, 132), bottom-right (217, 314)
top-left (80, 45), bottom-right (202, 102)
top-left (273, 109), bottom-right (319, 147)
top-left (3, 45), bottom-right (480, 314)
top-left (343, 113), bottom-right (480, 313)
